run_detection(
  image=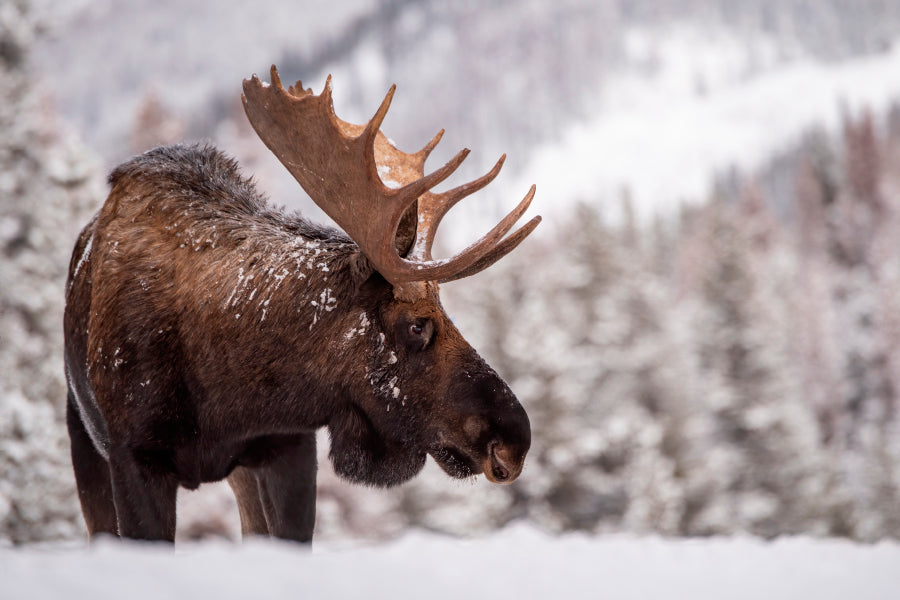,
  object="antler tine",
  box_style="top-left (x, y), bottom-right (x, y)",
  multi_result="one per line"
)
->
top-left (361, 85), bottom-right (397, 153)
top-left (381, 184), bottom-right (538, 287)
top-left (287, 78), bottom-right (312, 98)
top-left (440, 214), bottom-right (542, 283)
top-left (394, 148), bottom-right (470, 203)
top-left (416, 129), bottom-right (445, 160)
top-left (322, 74), bottom-right (334, 103)
top-left (411, 154), bottom-right (507, 261)
top-left (269, 64), bottom-right (283, 89)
